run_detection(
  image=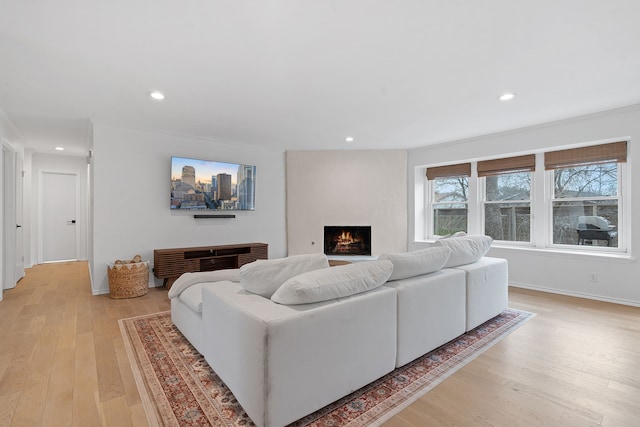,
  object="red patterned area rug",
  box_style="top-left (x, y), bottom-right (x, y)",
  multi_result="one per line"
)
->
top-left (120, 308), bottom-right (534, 427)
